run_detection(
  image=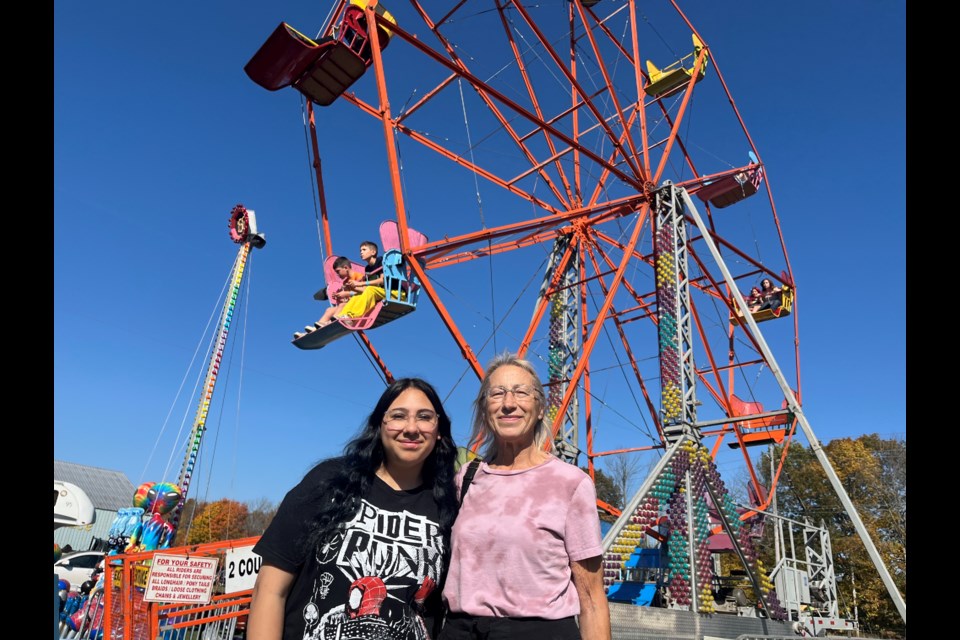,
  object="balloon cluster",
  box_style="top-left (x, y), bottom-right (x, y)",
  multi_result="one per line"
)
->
top-left (59, 577), bottom-right (105, 639)
top-left (57, 578), bottom-right (71, 605)
top-left (105, 481), bottom-right (182, 555)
